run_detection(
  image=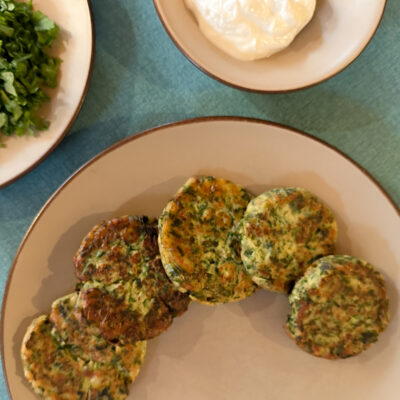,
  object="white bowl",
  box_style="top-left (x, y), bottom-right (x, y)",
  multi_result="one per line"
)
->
top-left (154, 0), bottom-right (387, 92)
top-left (2, 117), bottom-right (399, 400)
top-left (0, 0), bottom-right (94, 189)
